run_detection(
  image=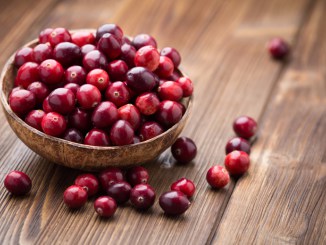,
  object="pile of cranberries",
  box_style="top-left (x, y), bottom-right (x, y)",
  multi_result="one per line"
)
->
top-left (9, 24), bottom-right (194, 146)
